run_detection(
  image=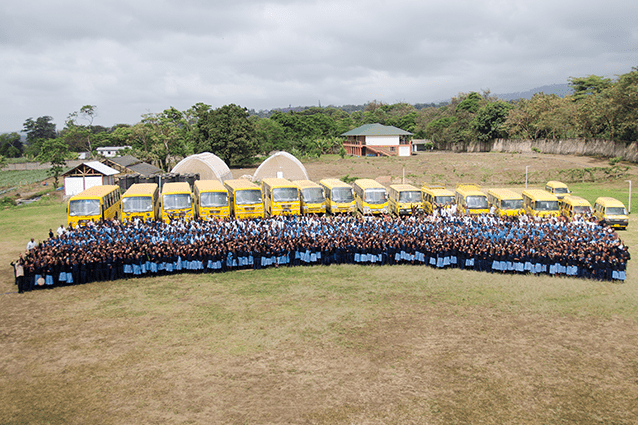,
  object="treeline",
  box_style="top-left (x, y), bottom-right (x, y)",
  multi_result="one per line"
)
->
top-left (2, 67), bottom-right (637, 172)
